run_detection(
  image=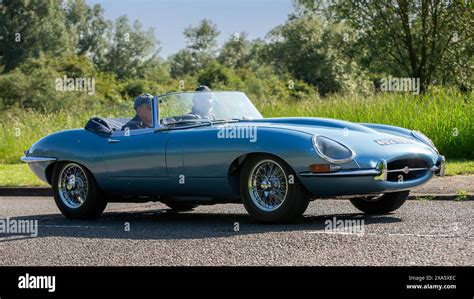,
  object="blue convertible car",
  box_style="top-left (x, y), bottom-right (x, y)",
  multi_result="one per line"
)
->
top-left (22, 91), bottom-right (445, 223)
